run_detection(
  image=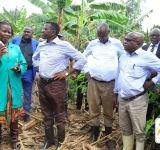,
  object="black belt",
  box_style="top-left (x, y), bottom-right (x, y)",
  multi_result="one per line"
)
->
top-left (122, 91), bottom-right (146, 101)
top-left (40, 77), bottom-right (56, 83)
top-left (92, 78), bottom-right (115, 83)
